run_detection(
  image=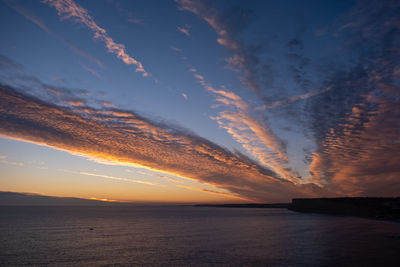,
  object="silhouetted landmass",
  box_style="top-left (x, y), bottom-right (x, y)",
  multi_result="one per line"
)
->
top-left (289, 197), bottom-right (400, 221)
top-left (195, 203), bottom-right (290, 208)
top-left (0, 191), bottom-right (121, 206)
